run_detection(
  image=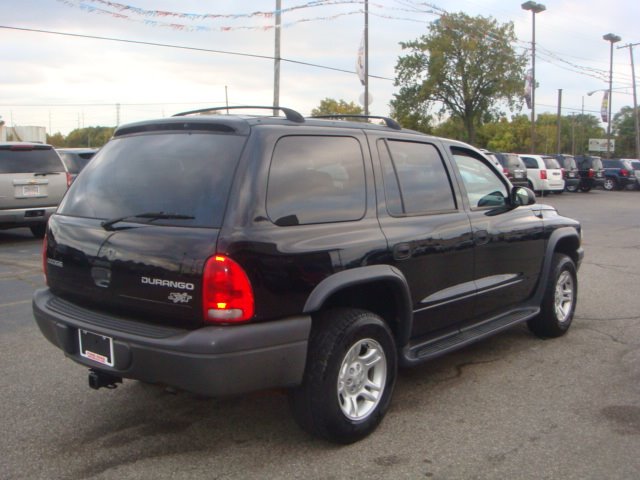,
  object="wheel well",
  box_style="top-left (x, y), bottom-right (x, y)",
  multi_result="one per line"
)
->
top-left (554, 235), bottom-right (580, 266)
top-left (314, 280), bottom-right (405, 341)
